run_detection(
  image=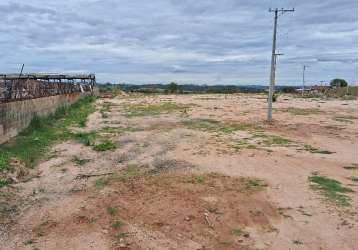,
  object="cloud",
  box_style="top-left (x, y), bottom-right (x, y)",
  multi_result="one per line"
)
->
top-left (0, 0), bottom-right (356, 85)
